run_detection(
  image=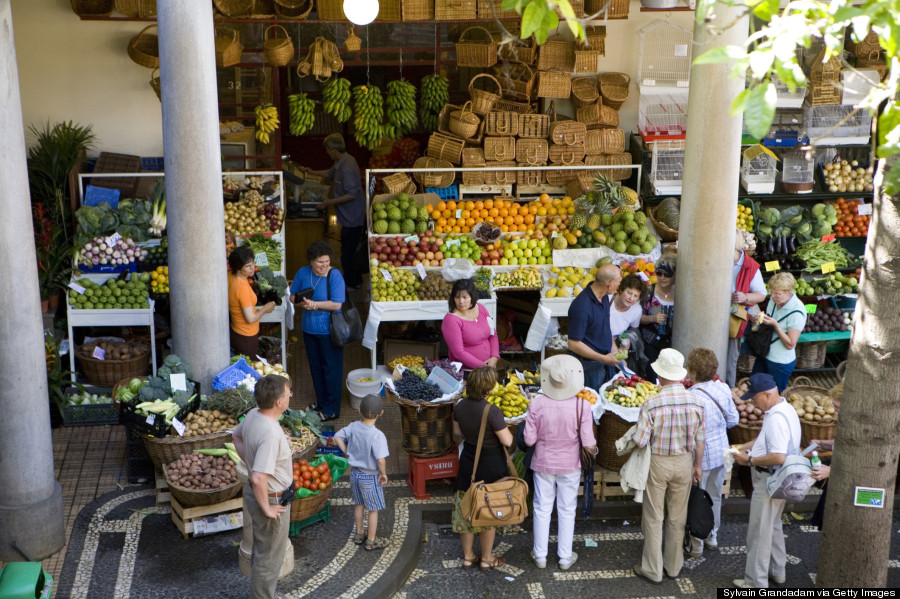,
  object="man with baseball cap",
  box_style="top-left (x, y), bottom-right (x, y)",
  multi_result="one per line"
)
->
top-left (631, 348), bottom-right (706, 585)
top-left (731, 373), bottom-right (801, 589)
